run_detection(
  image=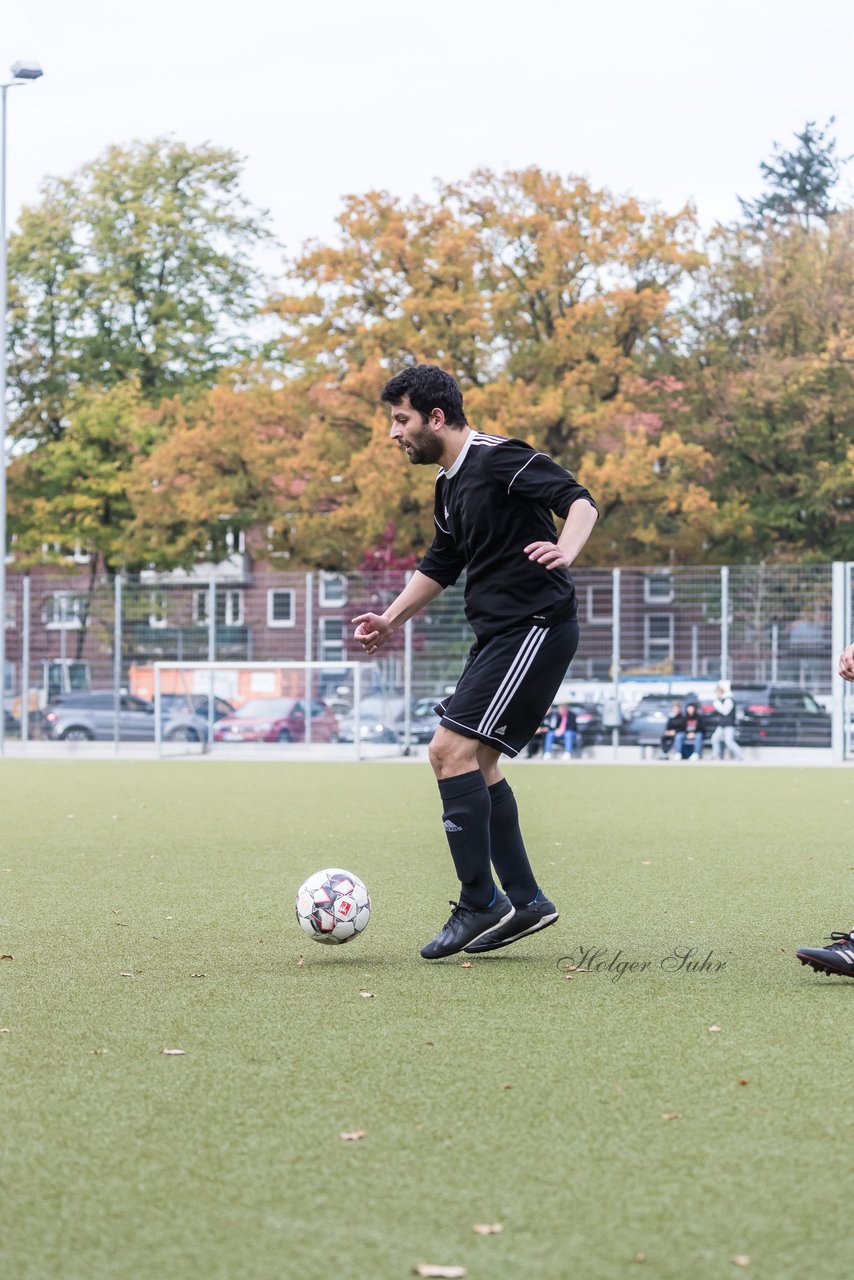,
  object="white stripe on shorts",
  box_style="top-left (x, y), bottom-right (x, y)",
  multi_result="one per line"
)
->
top-left (477, 626), bottom-right (548, 738)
